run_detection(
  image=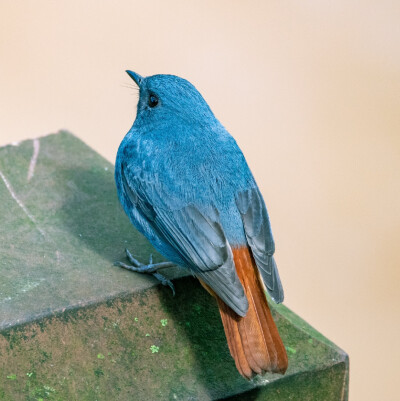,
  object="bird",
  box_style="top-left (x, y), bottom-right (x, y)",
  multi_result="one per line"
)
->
top-left (114, 71), bottom-right (288, 378)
